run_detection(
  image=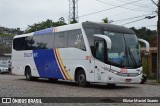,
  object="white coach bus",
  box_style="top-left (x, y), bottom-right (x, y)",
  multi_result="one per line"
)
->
top-left (12, 22), bottom-right (149, 86)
